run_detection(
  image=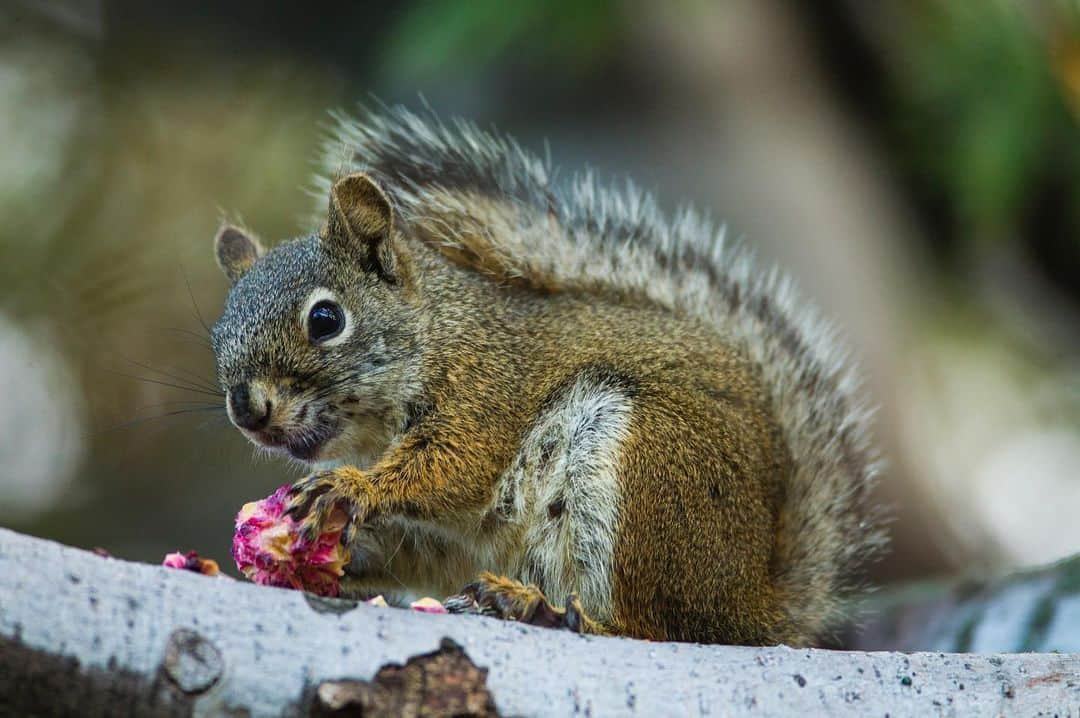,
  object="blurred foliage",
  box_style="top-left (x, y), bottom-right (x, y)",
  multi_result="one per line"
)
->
top-left (892, 0), bottom-right (1080, 240)
top-left (381, 0), bottom-right (622, 80)
top-left (0, 2), bottom-right (344, 561)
